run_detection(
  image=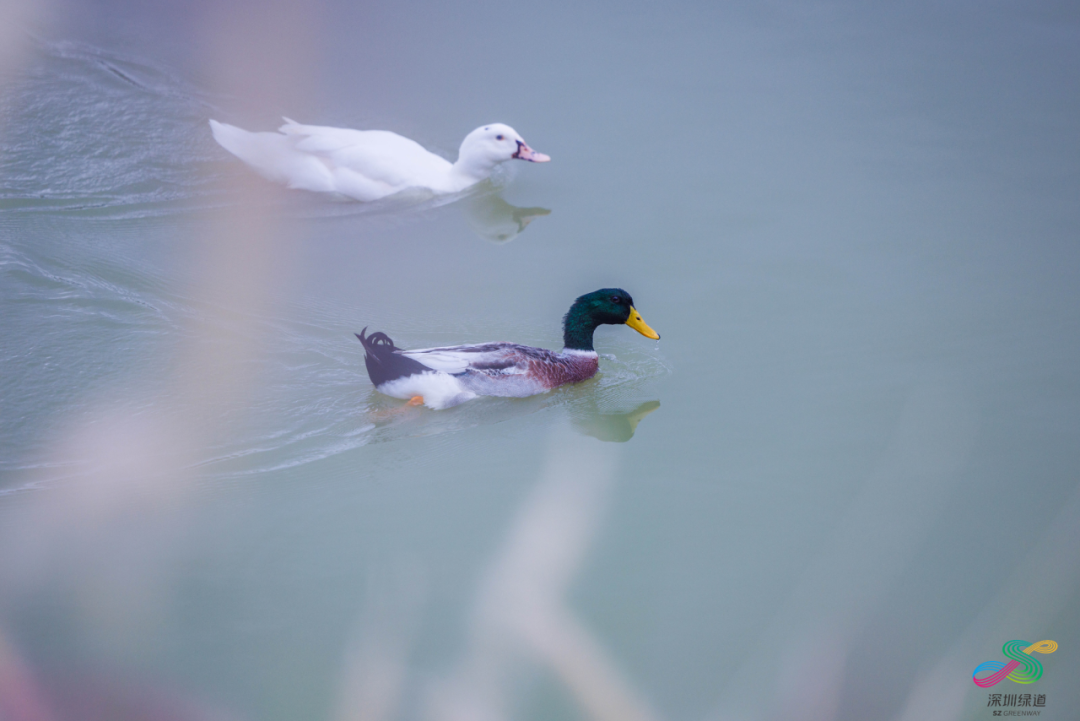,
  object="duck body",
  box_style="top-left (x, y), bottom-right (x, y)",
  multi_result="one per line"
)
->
top-left (357, 289), bottom-right (660, 410)
top-left (209, 118), bottom-right (549, 201)
top-left (359, 335), bottom-right (601, 409)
